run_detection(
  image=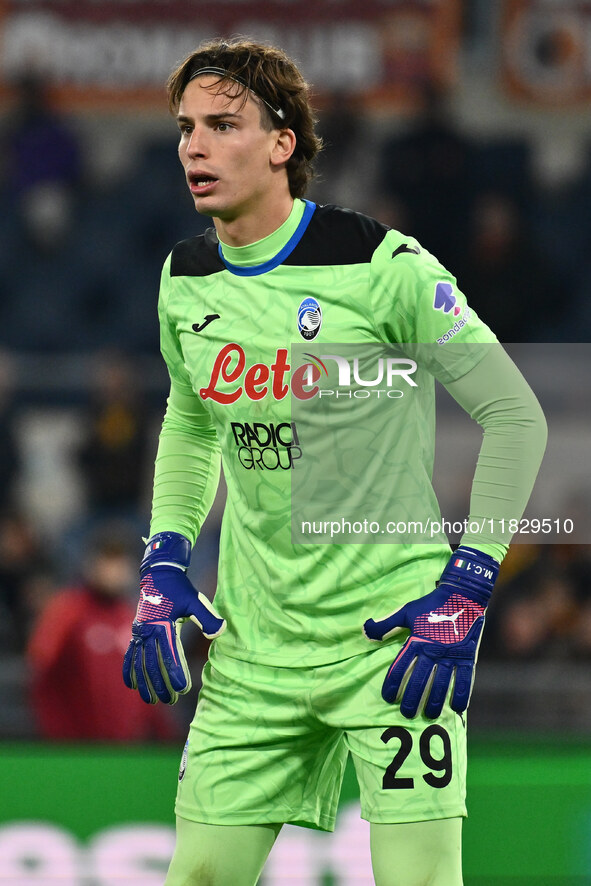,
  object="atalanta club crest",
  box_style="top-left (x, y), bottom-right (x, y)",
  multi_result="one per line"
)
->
top-left (297, 297), bottom-right (322, 340)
